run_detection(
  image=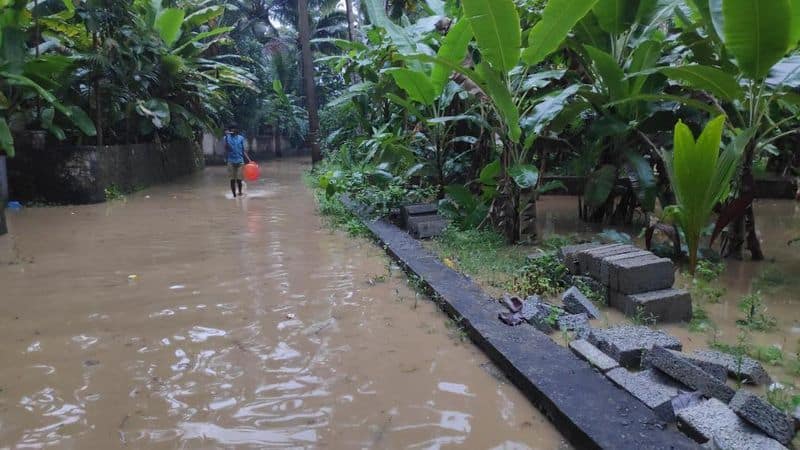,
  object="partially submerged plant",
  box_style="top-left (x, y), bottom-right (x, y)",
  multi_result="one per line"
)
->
top-left (659, 116), bottom-right (745, 275)
top-left (508, 253), bottom-right (570, 297)
top-left (737, 291), bottom-right (777, 332)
